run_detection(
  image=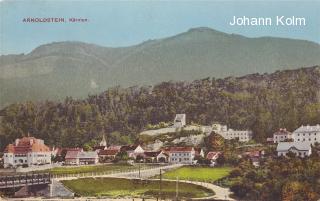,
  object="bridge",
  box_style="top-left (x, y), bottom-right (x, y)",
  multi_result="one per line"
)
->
top-left (0, 173), bottom-right (51, 189)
